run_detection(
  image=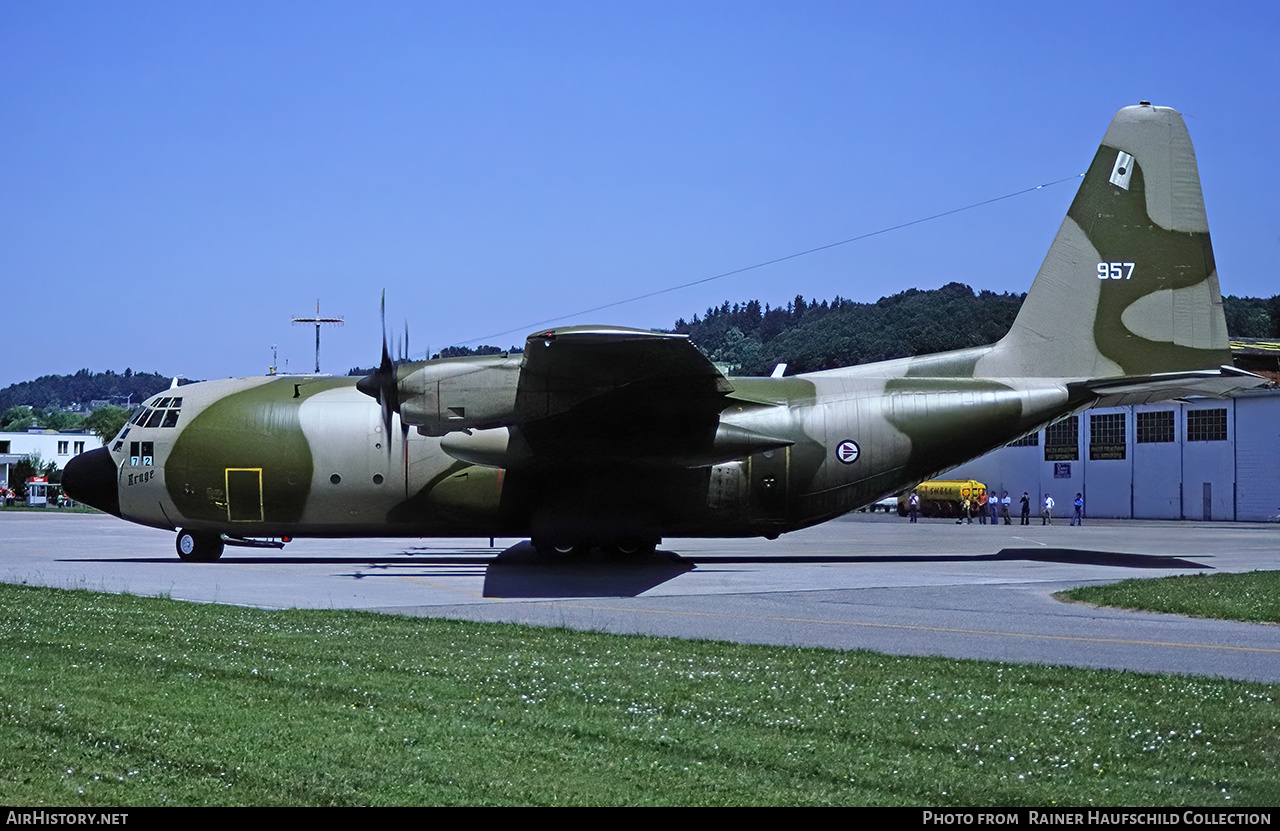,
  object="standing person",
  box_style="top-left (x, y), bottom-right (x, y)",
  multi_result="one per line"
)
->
top-left (958, 495), bottom-right (970, 524)
top-left (1042, 494), bottom-right (1055, 525)
top-left (1072, 493), bottom-right (1084, 526)
top-left (908, 491), bottom-right (919, 523)
top-left (1020, 492), bottom-right (1030, 525)
top-left (988, 493), bottom-right (999, 526)
top-left (977, 491), bottom-right (988, 525)
top-left (1001, 491), bottom-right (1012, 525)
